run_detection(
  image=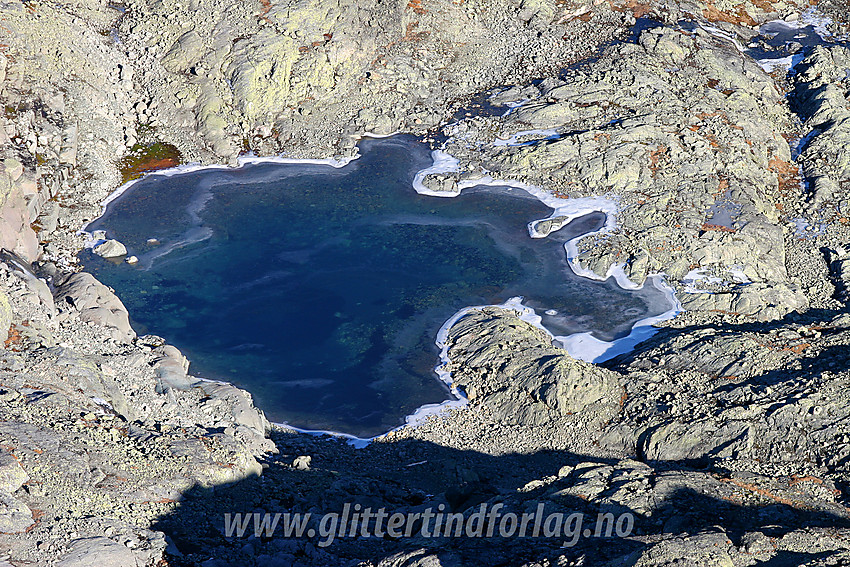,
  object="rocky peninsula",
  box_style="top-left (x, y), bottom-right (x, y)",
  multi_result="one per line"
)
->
top-left (1, 0), bottom-right (850, 564)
